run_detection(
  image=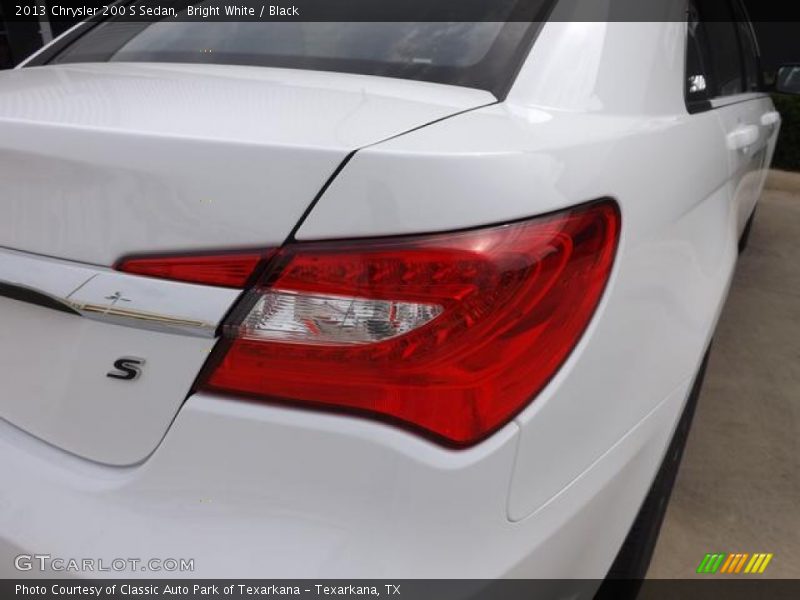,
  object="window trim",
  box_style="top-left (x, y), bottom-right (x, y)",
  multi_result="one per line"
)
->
top-left (684, 0), bottom-right (765, 115)
top-left (733, 0), bottom-right (764, 92)
top-left (709, 91), bottom-right (771, 109)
